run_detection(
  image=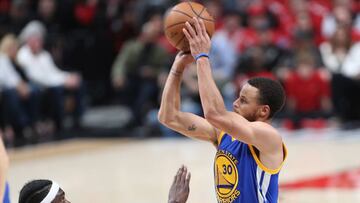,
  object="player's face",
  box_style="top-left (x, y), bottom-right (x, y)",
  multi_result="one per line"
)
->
top-left (232, 83), bottom-right (261, 122)
top-left (53, 189), bottom-right (71, 203)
